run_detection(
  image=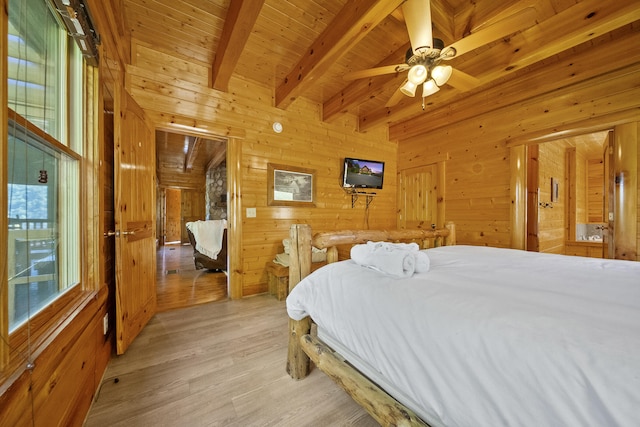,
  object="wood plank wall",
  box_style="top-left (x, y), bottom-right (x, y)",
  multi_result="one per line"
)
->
top-left (397, 24), bottom-right (640, 254)
top-left (126, 42), bottom-right (398, 296)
